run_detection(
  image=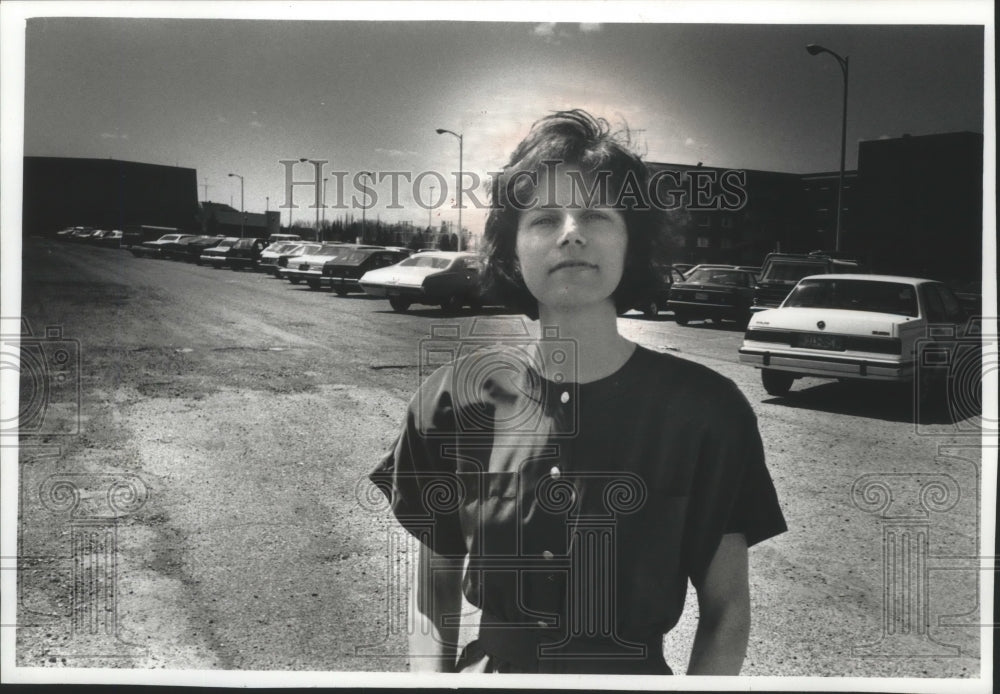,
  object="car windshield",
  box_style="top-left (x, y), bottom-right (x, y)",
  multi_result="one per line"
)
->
top-left (267, 243), bottom-right (295, 254)
top-left (784, 279), bottom-right (919, 317)
top-left (330, 249), bottom-right (376, 265)
top-left (399, 255), bottom-right (451, 269)
top-left (313, 244), bottom-right (347, 257)
top-left (216, 238), bottom-right (238, 248)
top-left (763, 262), bottom-right (827, 283)
top-left (684, 268), bottom-right (747, 286)
top-left (289, 244), bottom-right (320, 256)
